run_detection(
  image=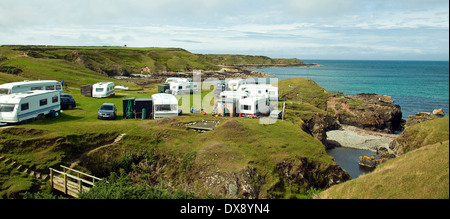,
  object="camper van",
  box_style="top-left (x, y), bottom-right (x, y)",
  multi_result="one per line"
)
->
top-left (239, 84), bottom-right (279, 101)
top-left (238, 96), bottom-right (271, 116)
top-left (152, 93), bottom-right (179, 119)
top-left (92, 82), bottom-right (115, 98)
top-left (227, 79), bottom-right (244, 91)
top-left (0, 80), bottom-right (63, 96)
top-left (0, 90), bottom-right (61, 124)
